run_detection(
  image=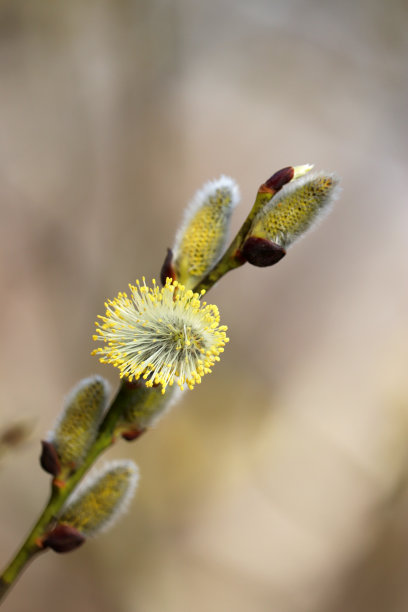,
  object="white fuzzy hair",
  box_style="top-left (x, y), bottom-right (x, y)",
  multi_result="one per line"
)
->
top-left (173, 175), bottom-right (240, 257)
